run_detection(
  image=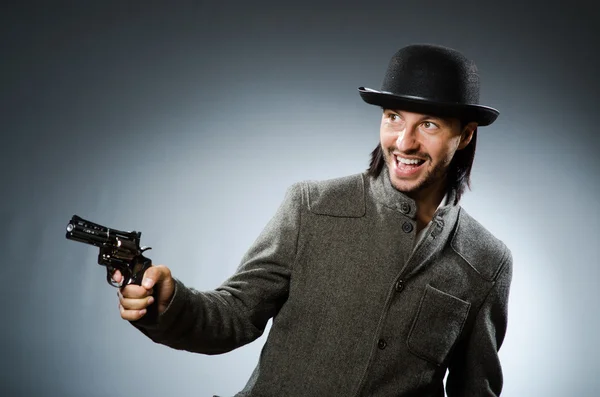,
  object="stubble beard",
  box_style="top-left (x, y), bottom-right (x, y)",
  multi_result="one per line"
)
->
top-left (383, 145), bottom-right (450, 197)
